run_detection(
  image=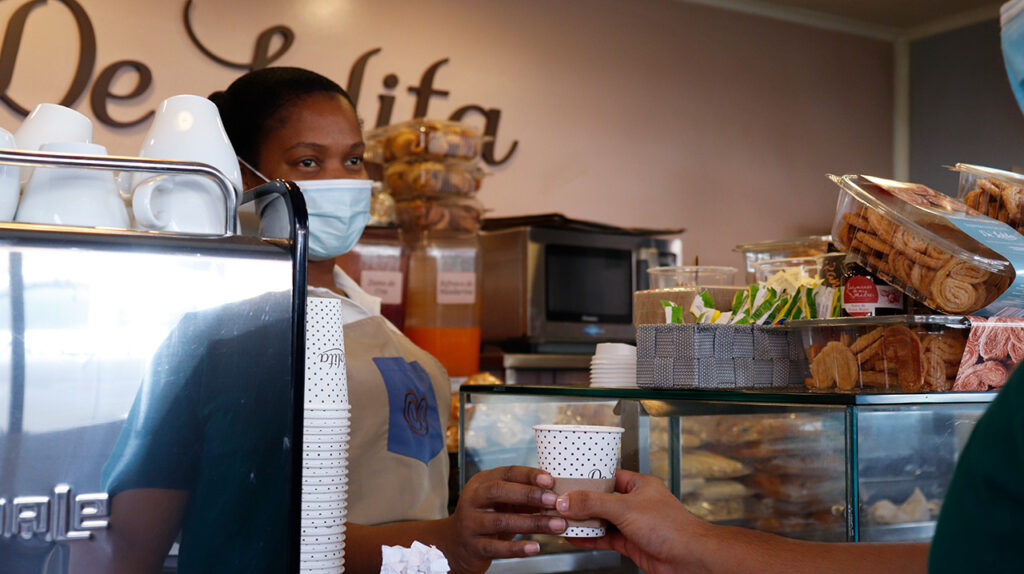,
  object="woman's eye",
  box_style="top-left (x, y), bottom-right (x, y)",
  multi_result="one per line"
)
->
top-left (345, 156), bottom-right (363, 167)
